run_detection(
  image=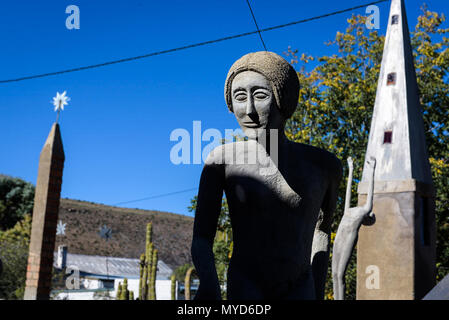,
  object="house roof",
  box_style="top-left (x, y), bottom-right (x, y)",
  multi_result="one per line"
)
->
top-left (53, 252), bottom-right (173, 280)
